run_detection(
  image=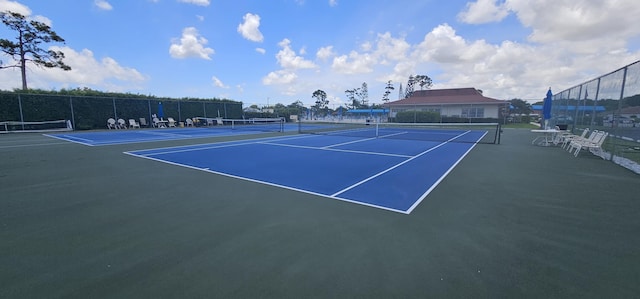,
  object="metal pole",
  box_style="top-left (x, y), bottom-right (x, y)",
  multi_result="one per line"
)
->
top-left (112, 97), bottom-right (117, 119)
top-left (148, 99), bottom-right (152, 122)
top-left (178, 100), bottom-right (182, 122)
top-left (69, 96), bottom-right (76, 130)
top-left (203, 102), bottom-right (207, 118)
top-left (591, 78), bottom-right (601, 127)
top-left (18, 94), bottom-right (24, 130)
